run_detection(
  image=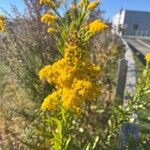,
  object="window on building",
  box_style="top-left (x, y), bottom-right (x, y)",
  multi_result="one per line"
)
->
top-left (133, 24), bottom-right (139, 30)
